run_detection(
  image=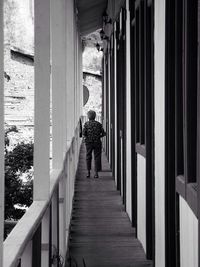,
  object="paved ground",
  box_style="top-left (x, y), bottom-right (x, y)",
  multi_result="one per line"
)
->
top-left (66, 144), bottom-right (152, 267)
